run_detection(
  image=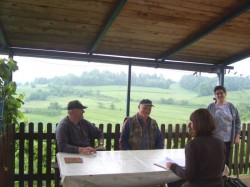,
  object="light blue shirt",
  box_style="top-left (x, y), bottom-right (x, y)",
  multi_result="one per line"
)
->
top-left (207, 101), bottom-right (241, 143)
top-left (214, 103), bottom-right (232, 142)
